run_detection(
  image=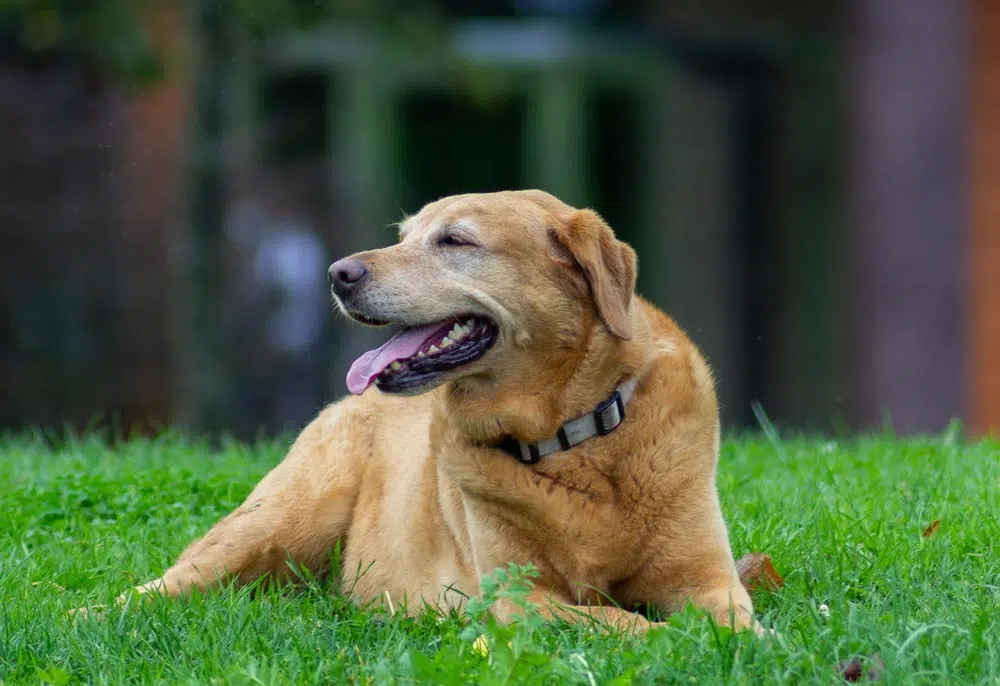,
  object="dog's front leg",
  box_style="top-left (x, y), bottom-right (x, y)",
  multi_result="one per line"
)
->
top-left (130, 486), bottom-right (318, 600)
top-left (76, 403), bottom-right (363, 614)
top-left (617, 559), bottom-right (759, 634)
